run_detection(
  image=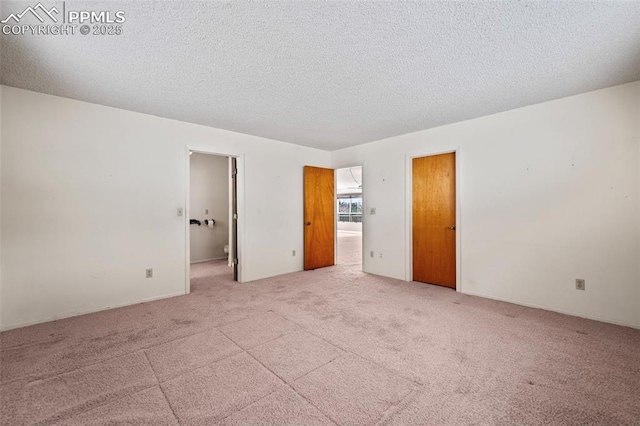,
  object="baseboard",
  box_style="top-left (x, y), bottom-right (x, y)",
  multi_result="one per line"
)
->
top-left (1, 291), bottom-right (186, 332)
top-left (461, 289), bottom-right (639, 330)
top-left (190, 256), bottom-right (227, 264)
